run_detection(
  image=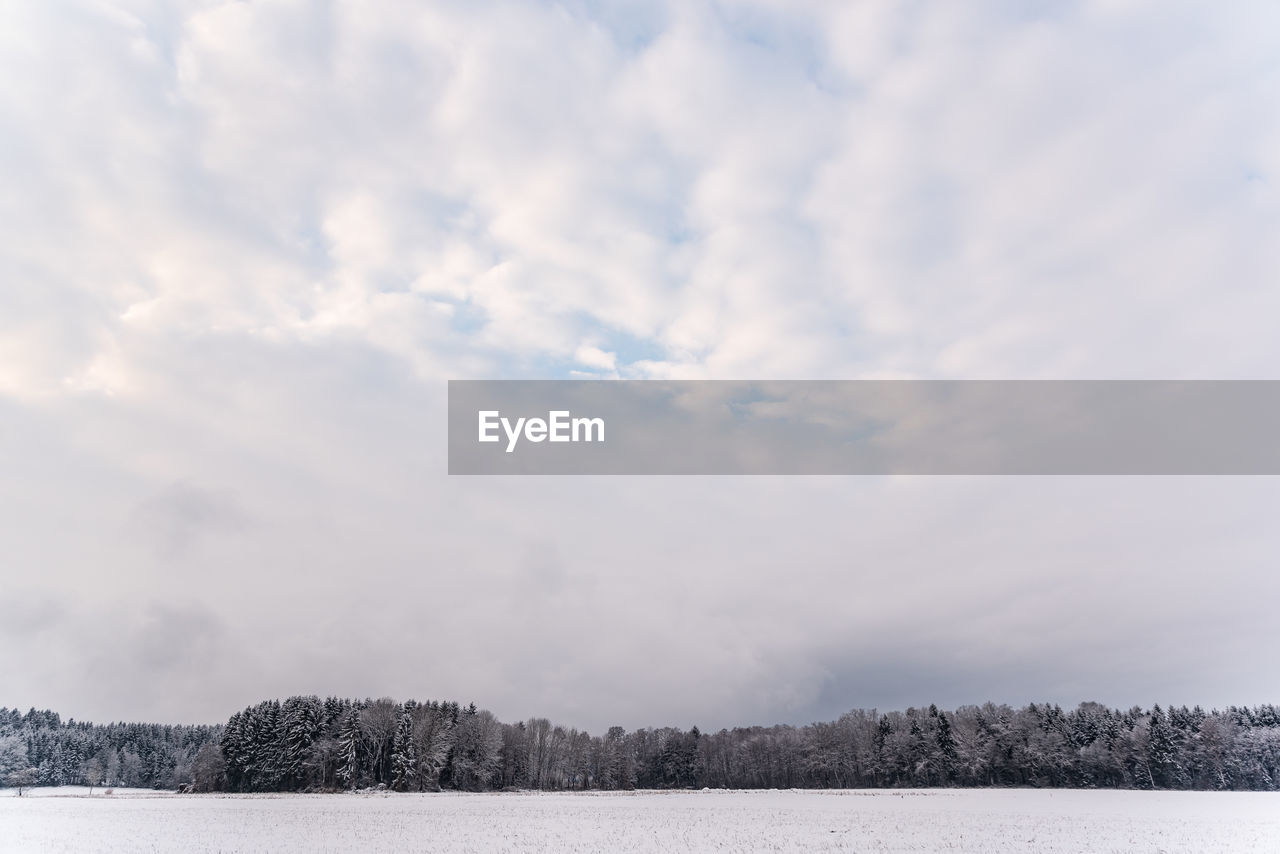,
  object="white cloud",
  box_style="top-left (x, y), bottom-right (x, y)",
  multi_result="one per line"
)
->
top-left (574, 345), bottom-right (617, 372)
